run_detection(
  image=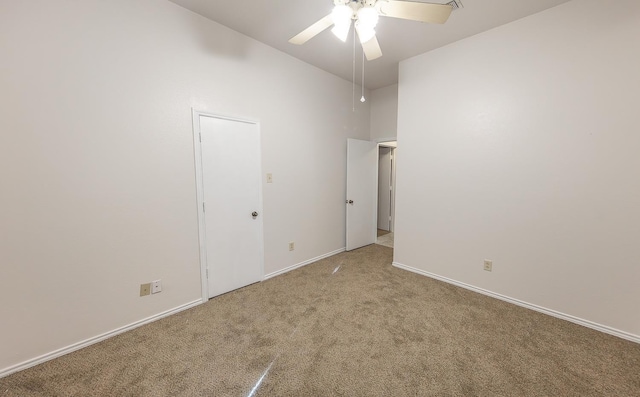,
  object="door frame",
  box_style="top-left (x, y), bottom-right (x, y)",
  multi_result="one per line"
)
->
top-left (191, 109), bottom-right (265, 302)
top-left (377, 139), bottom-right (397, 233)
top-left (377, 146), bottom-right (392, 232)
